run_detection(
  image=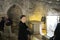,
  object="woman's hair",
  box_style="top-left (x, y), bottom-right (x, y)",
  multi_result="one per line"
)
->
top-left (20, 15), bottom-right (26, 19)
